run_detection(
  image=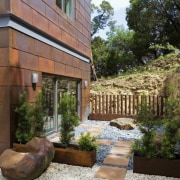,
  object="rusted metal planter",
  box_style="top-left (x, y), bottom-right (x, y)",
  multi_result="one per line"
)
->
top-left (12, 142), bottom-right (28, 151)
top-left (53, 143), bottom-right (96, 167)
top-left (133, 155), bottom-right (180, 178)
